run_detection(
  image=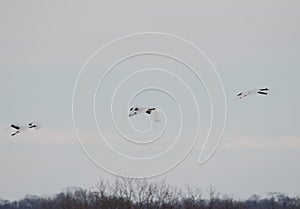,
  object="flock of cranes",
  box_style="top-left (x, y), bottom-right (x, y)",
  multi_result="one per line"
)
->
top-left (5, 87), bottom-right (271, 137)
